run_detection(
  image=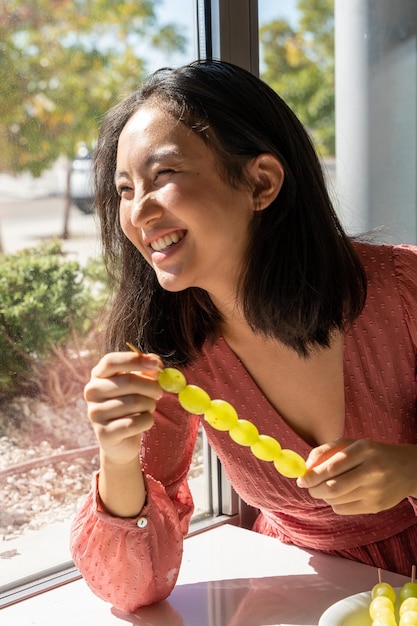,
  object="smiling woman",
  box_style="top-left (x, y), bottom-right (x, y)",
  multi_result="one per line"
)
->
top-left (2, 0), bottom-right (417, 621)
top-left (69, 53), bottom-right (417, 615)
